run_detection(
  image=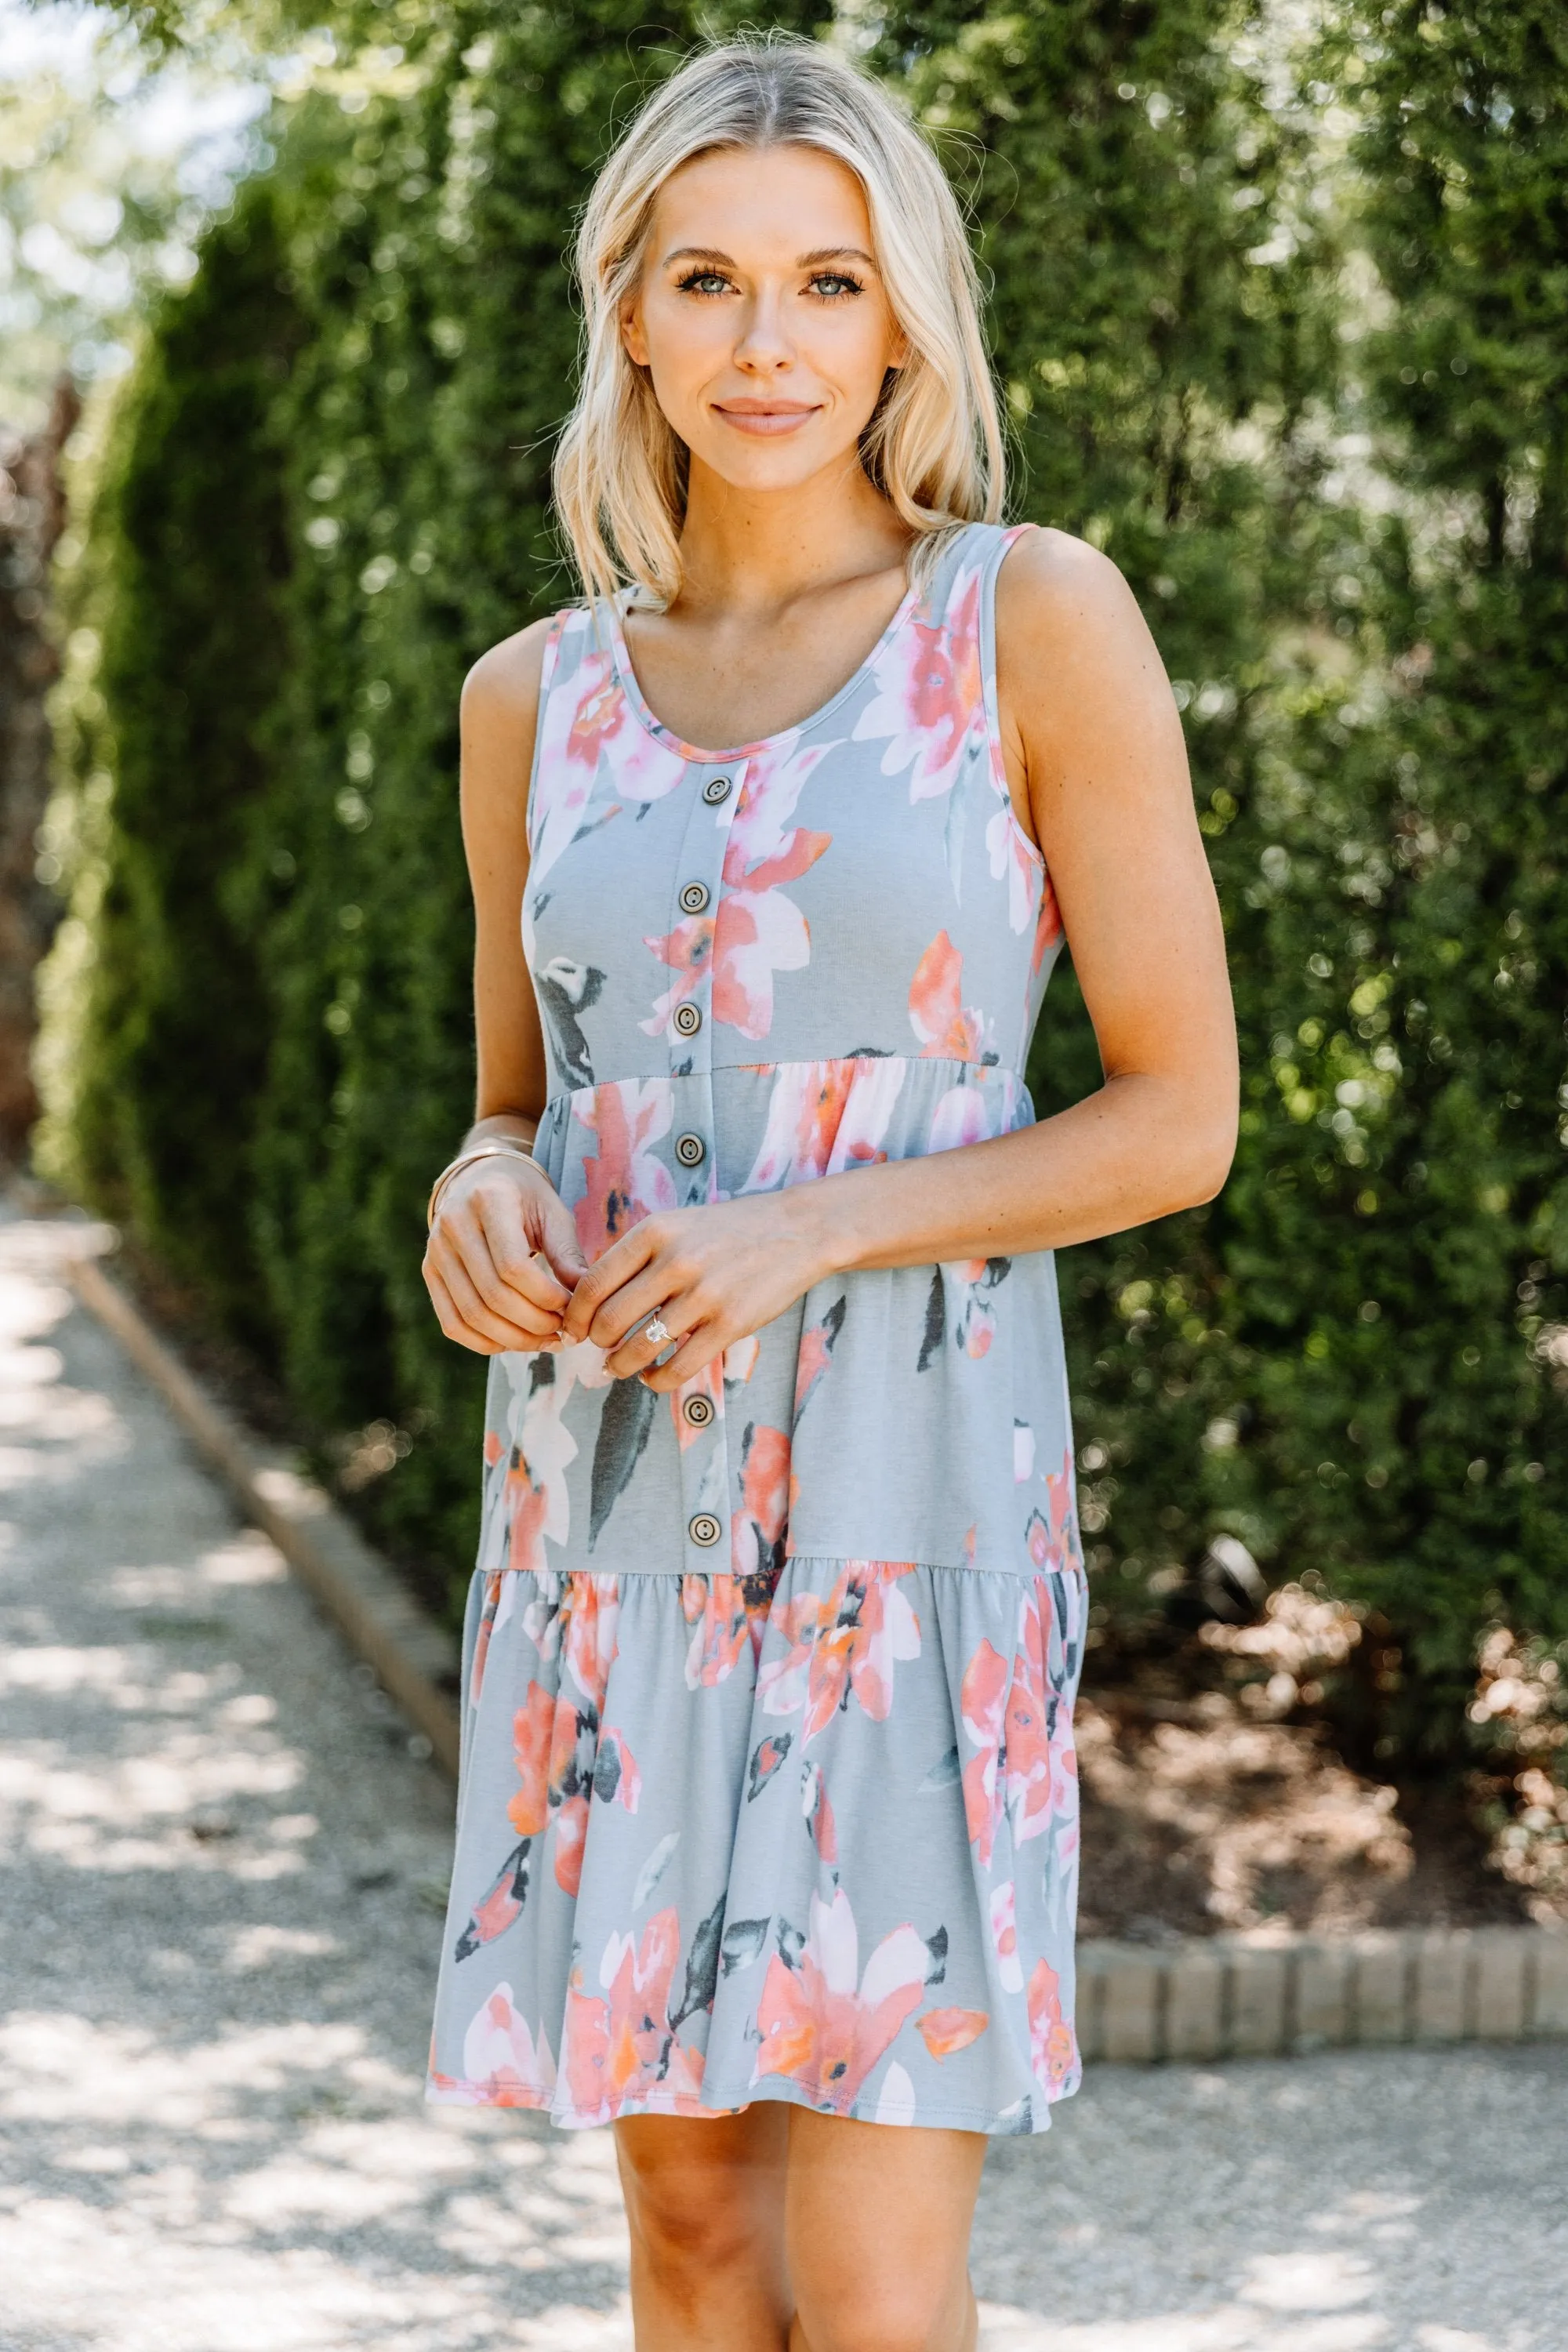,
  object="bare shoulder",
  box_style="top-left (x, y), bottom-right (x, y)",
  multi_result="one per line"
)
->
top-left (461, 612), bottom-right (561, 739)
top-left (459, 614), bottom-right (569, 876)
top-left (459, 614), bottom-right (567, 855)
top-left (994, 524), bottom-right (1152, 673)
top-left (993, 526), bottom-right (1188, 834)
